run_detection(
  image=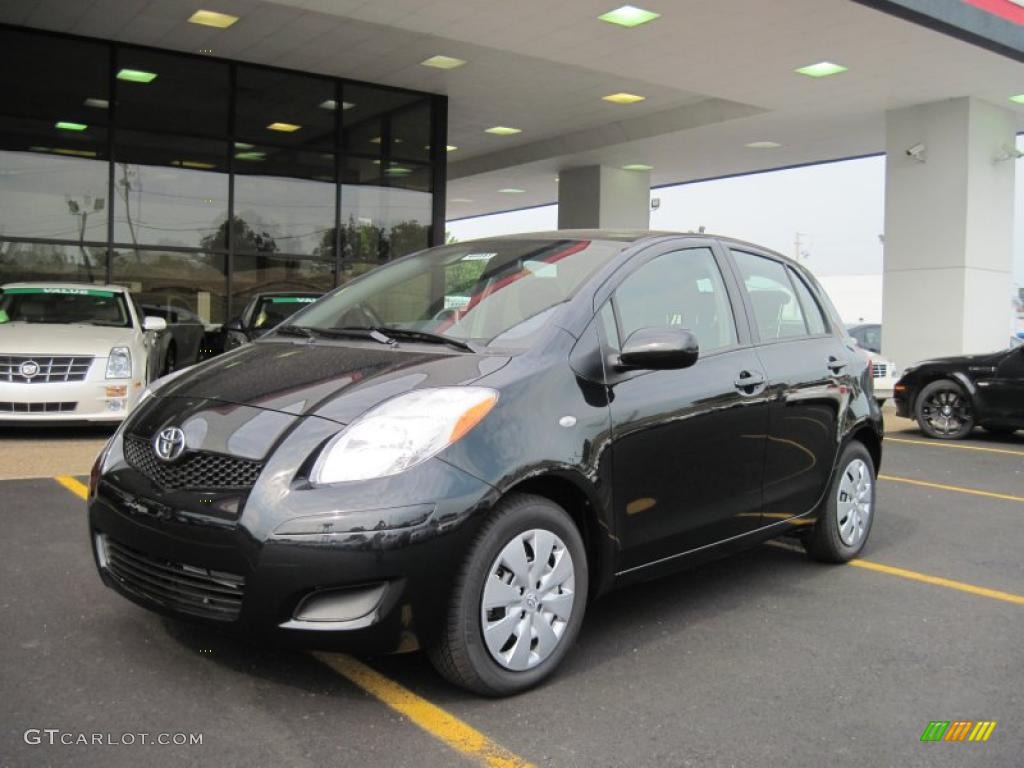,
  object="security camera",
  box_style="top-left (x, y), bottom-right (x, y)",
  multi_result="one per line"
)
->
top-left (994, 144), bottom-right (1024, 163)
top-left (905, 143), bottom-right (926, 162)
